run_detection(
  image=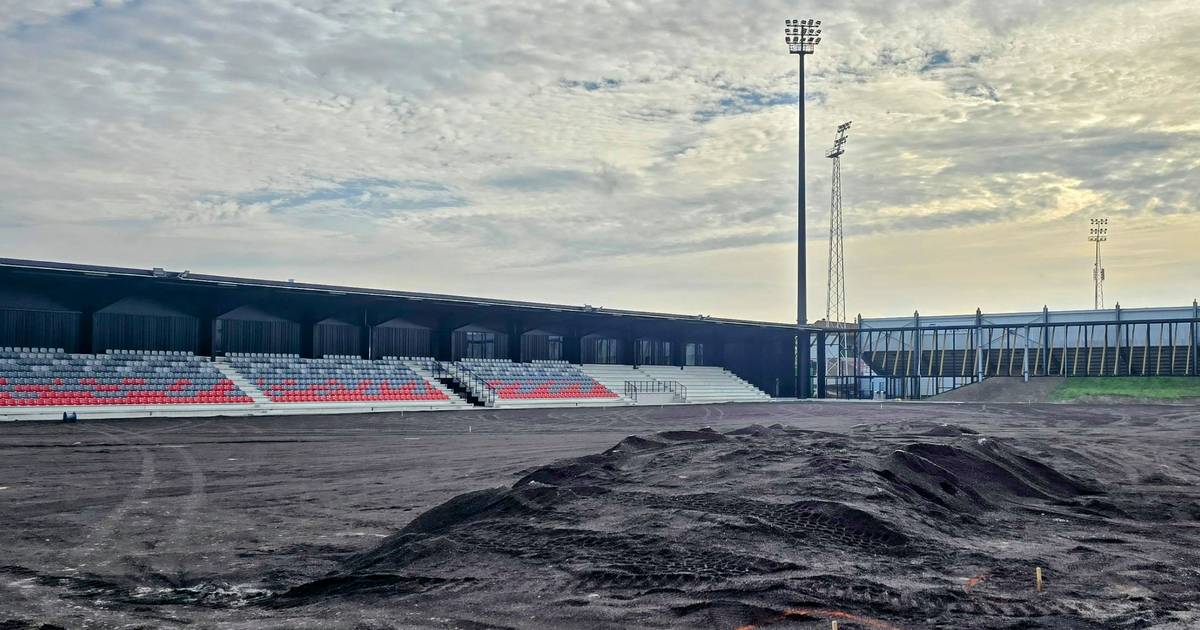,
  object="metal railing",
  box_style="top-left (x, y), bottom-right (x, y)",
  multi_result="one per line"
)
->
top-left (449, 362), bottom-right (498, 406)
top-left (624, 379), bottom-right (686, 402)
